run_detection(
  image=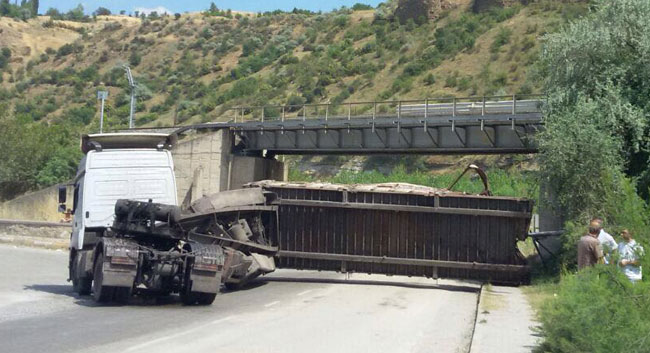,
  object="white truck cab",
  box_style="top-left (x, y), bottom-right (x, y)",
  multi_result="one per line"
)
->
top-left (67, 133), bottom-right (178, 251)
